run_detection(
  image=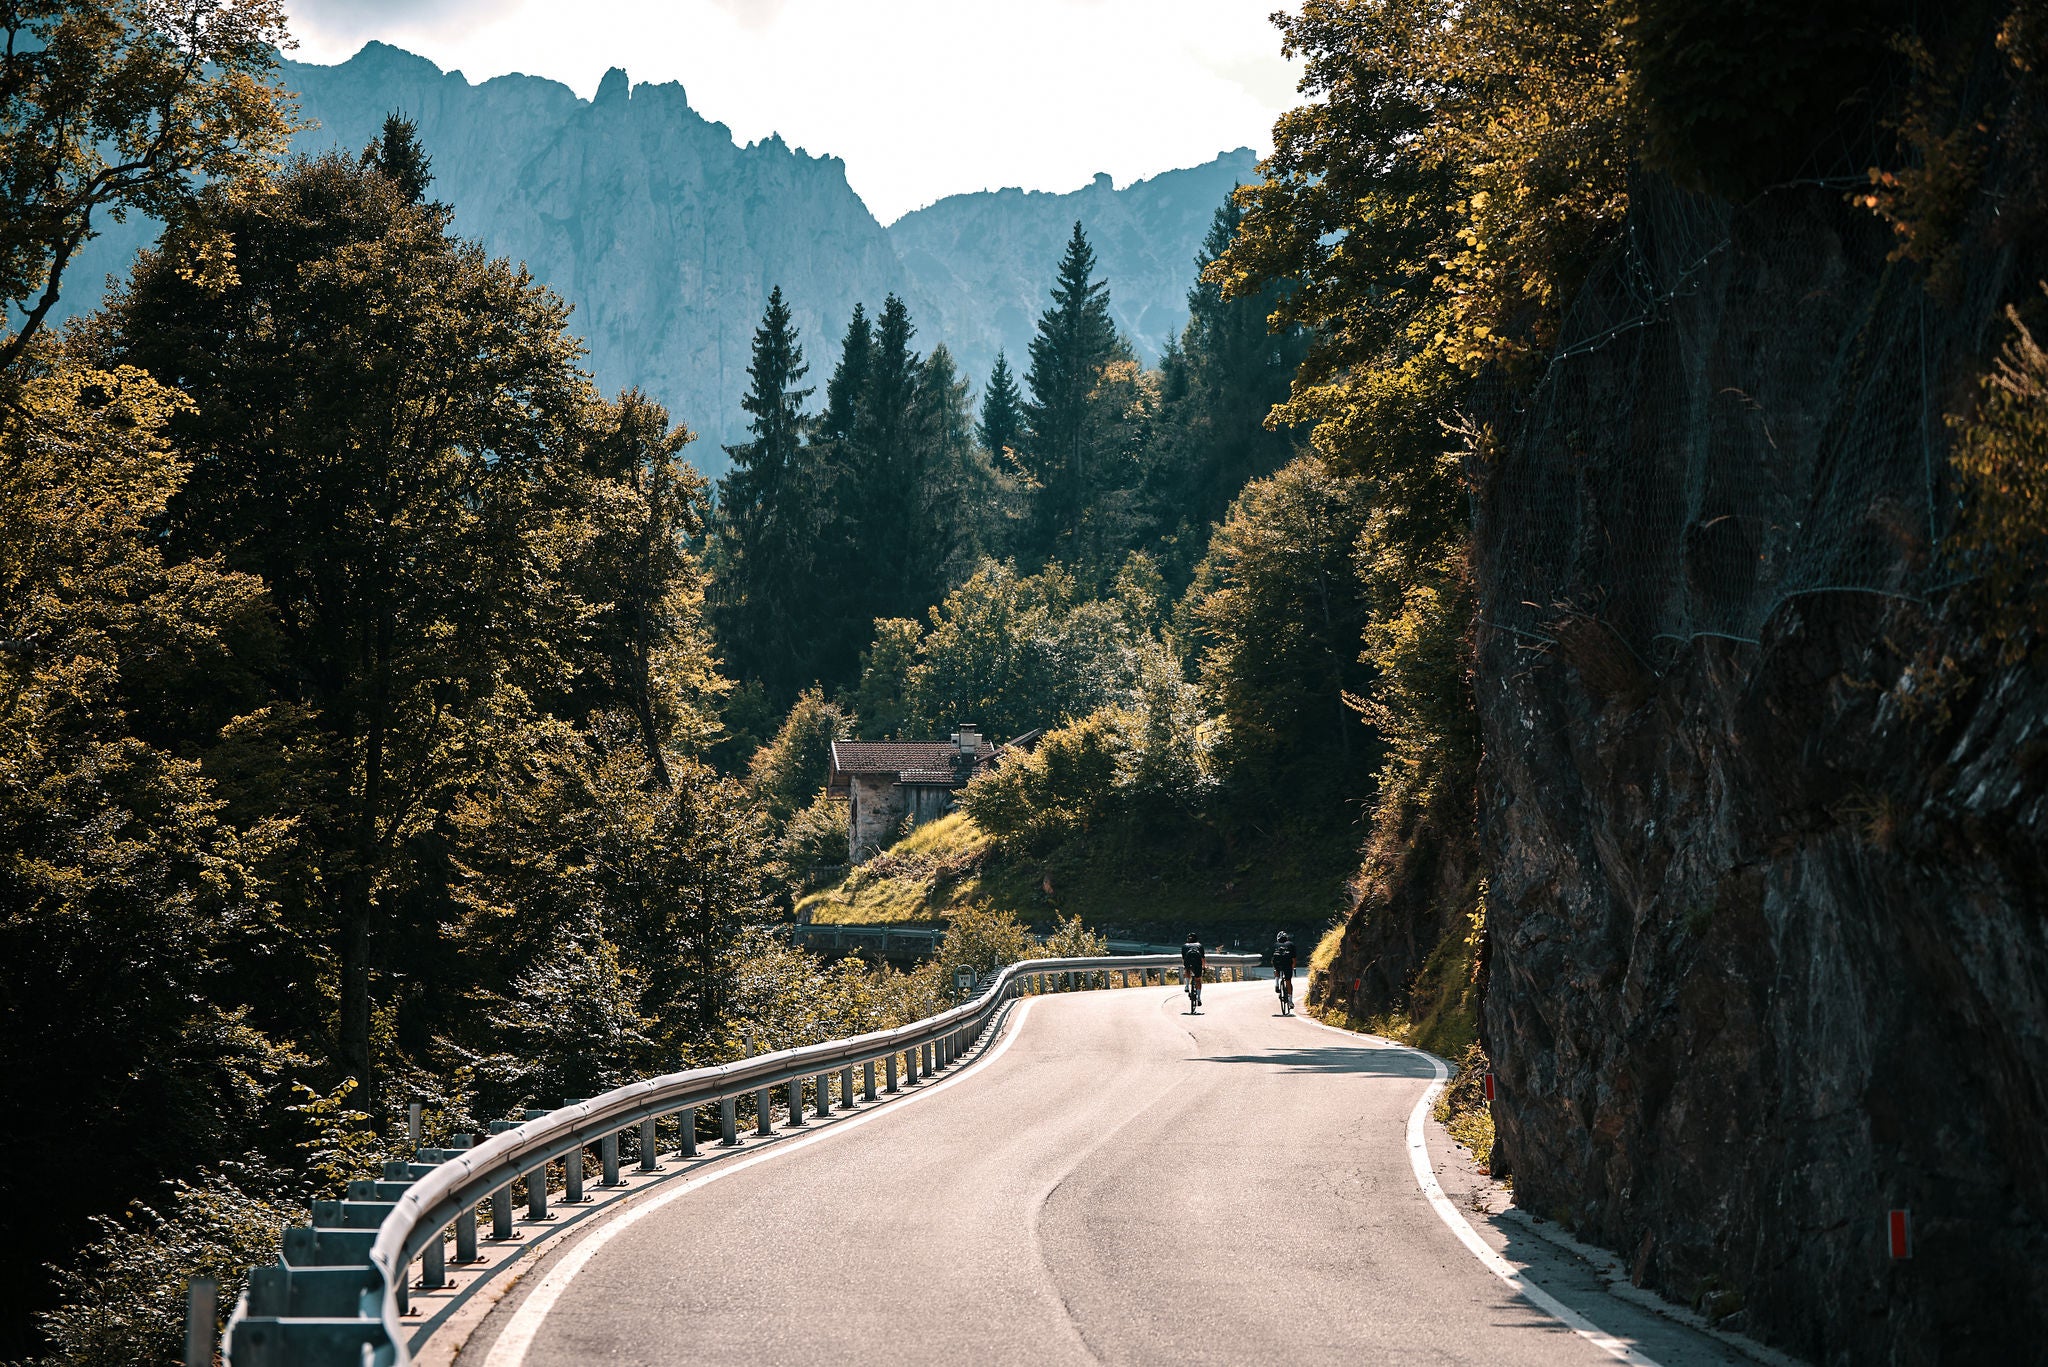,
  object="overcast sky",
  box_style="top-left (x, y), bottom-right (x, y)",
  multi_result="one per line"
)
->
top-left (281, 1), bottom-right (1303, 223)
